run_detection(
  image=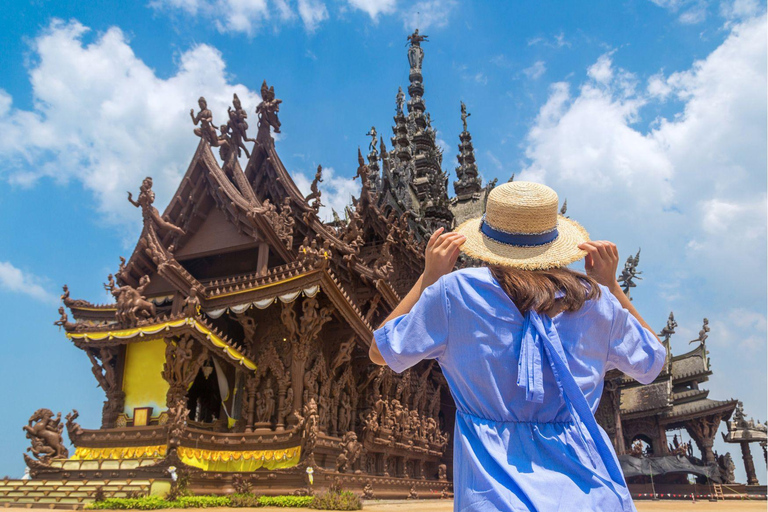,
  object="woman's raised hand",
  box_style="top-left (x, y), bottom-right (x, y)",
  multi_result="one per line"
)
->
top-left (578, 240), bottom-right (620, 290)
top-left (423, 227), bottom-right (466, 287)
